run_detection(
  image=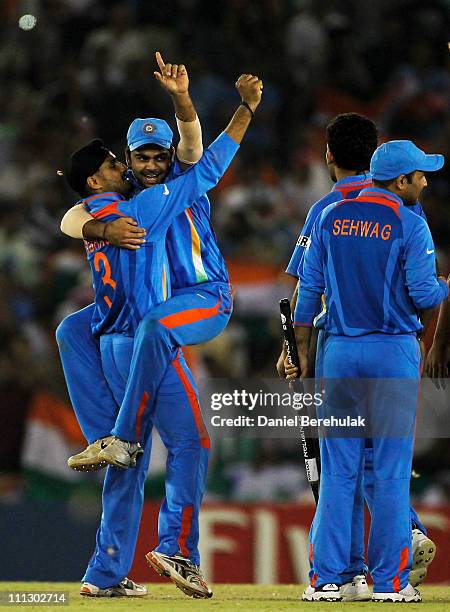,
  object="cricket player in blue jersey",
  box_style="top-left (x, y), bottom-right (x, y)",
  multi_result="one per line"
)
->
top-left (294, 140), bottom-right (448, 602)
top-left (59, 54), bottom-right (244, 474)
top-left (280, 114), bottom-right (436, 598)
top-left (58, 73), bottom-right (262, 598)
